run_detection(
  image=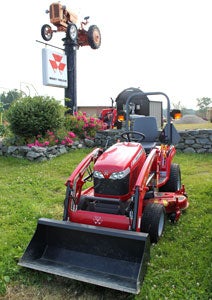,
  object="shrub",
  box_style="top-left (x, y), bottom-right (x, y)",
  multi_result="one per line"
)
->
top-left (6, 96), bottom-right (65, 140)
top-left (0, 125), bottom-right (5, 137)
top-left (0, 121), bottom-right (11, 138)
